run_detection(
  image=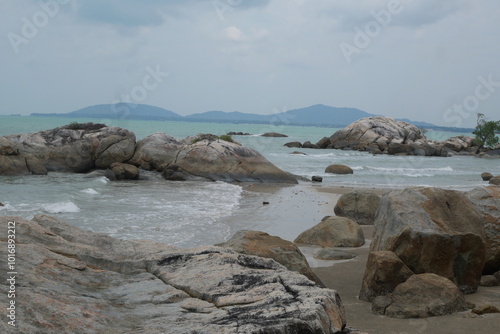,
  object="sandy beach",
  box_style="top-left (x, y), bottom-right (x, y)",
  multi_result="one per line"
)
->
top-left (232, 183), bottom-right (500, 334)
